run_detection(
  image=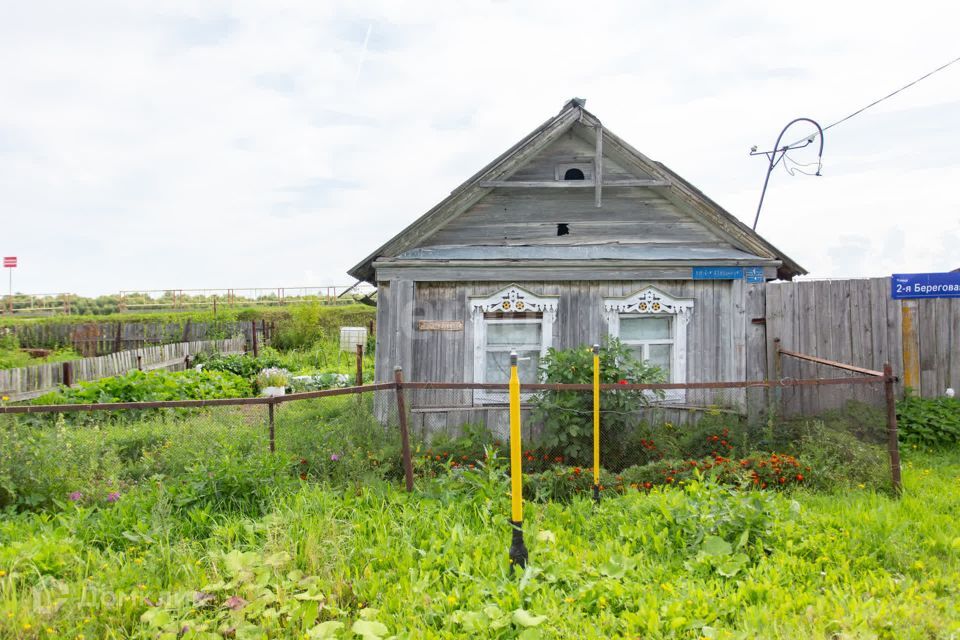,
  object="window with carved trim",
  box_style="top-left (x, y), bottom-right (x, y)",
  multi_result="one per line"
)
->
top-left (470, 285), bottom-right (558, 402)
top-left (604, 286), bottom-right (694, 401)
